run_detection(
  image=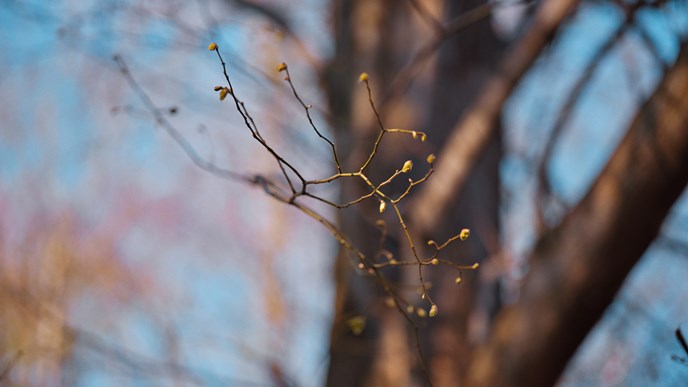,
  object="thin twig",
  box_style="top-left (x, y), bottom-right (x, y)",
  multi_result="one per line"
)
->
top-left (117, 46), bottom-right (481, 387)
